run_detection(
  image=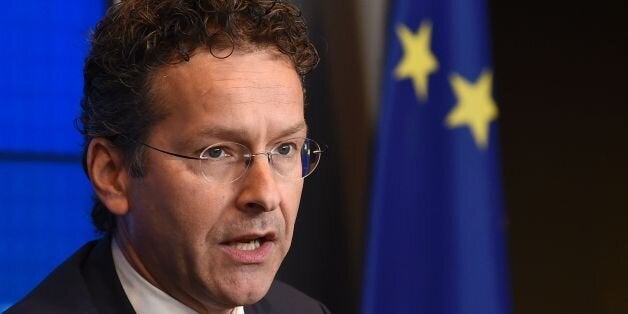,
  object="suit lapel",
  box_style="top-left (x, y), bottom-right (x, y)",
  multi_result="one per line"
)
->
top-left (82, 236), bottom-right (136, 314)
